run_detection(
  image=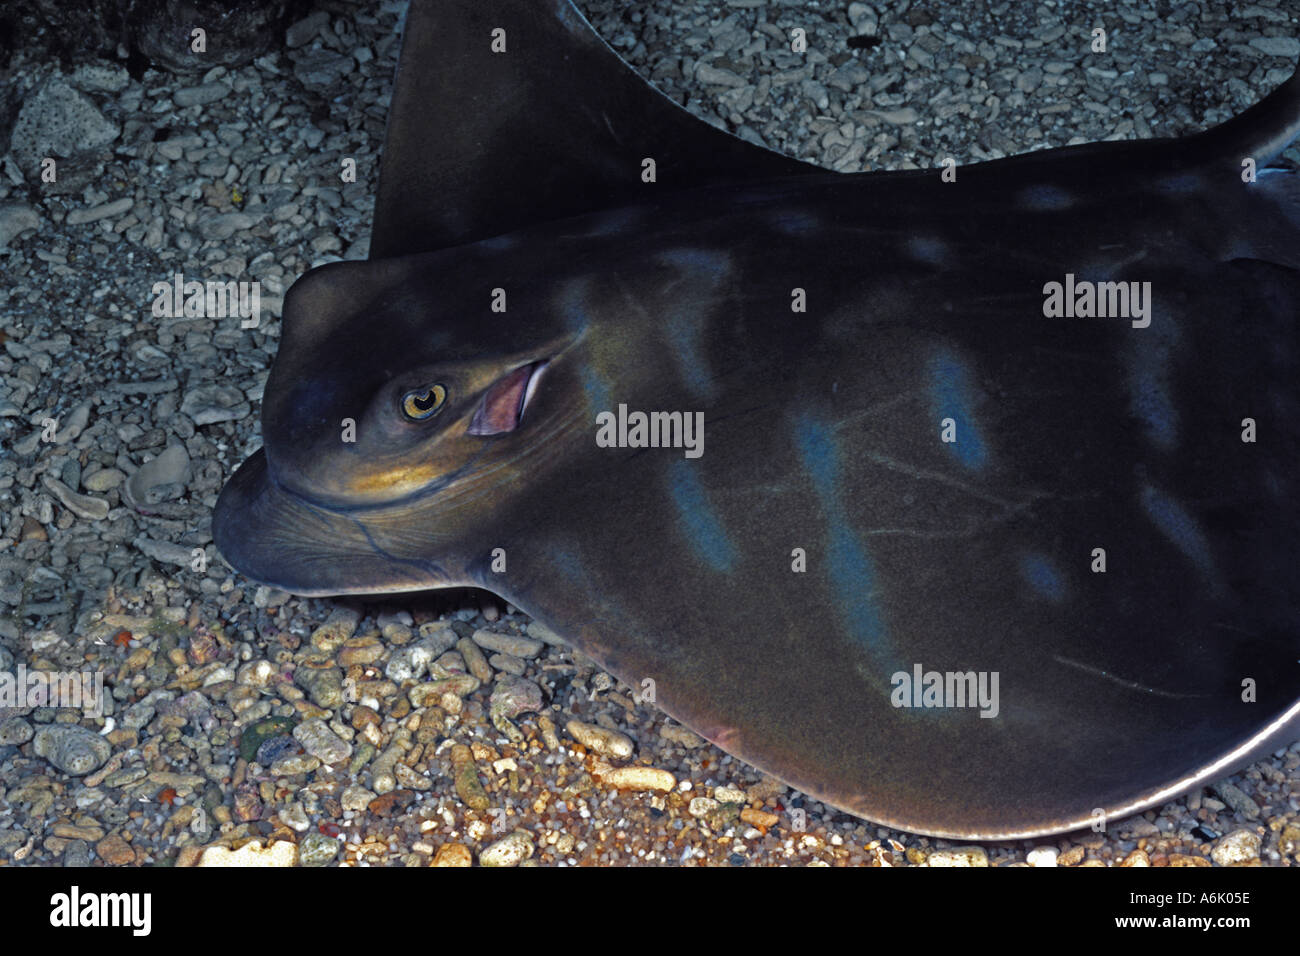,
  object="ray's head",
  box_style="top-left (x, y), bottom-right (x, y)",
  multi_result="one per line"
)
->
top-left (212, 254), bottom-right (579, 595)
top-left (263, 258), bottom-right (562, 506)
